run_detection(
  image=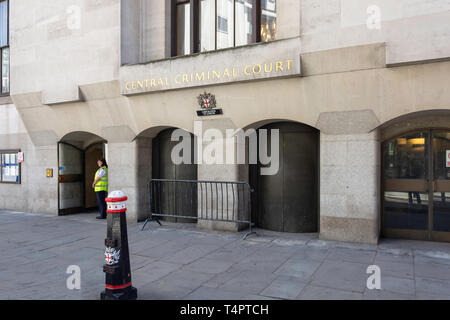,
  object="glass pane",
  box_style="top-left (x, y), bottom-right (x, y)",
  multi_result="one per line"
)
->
top-left (384, 191), bottom-right (428, 230)
top-left (0, 1), bottom-right (7, 47)
top-left (383, 132), bottom-right (428, 179)
top-left (2, 47), bottom-right (9, 93)
top-left (261, 0), bottom-right (276, 42)
top-left (200, 0), bottom-right (215, 52)
top-left (433, 132), bottom-right (450, 180)
top-left (217, 0), bottom-right (234, 49)
top-left (1, 153), bottom-right (19, 183)
top-left (235, 0), bottom-right (255, 46)
top-left (177, 3), bottom-right (191, 56)
top-left (433, 192), bottom-right (450, 232)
